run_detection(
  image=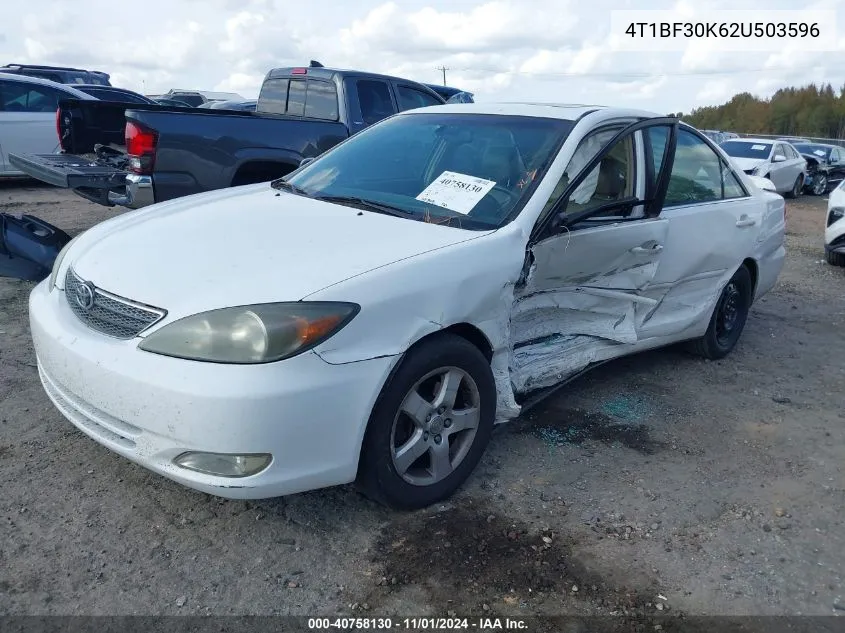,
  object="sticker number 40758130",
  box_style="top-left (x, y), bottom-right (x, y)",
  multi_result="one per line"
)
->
top-left (415, 171), bottom-right (497, 215)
